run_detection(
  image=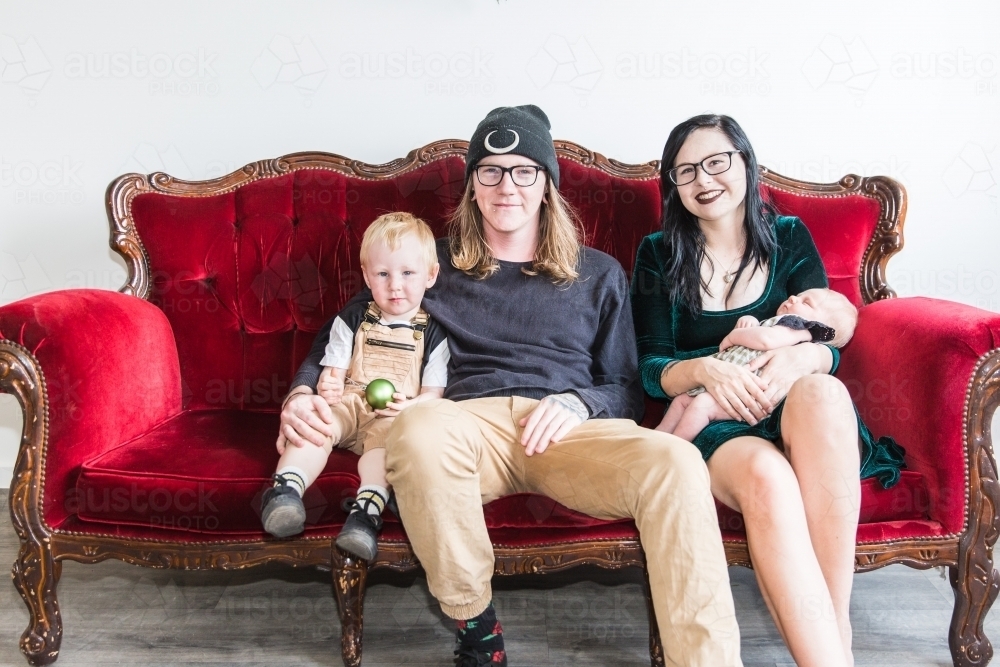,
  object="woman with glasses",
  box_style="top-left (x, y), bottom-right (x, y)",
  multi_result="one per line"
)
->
top-left (631, 114), bottom-right (903, 667)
